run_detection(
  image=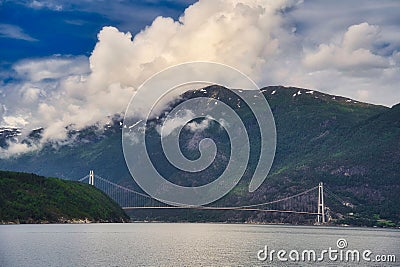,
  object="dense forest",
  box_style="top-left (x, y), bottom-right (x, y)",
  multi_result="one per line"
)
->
top-left (0, 171), bottom-right (129, 223)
